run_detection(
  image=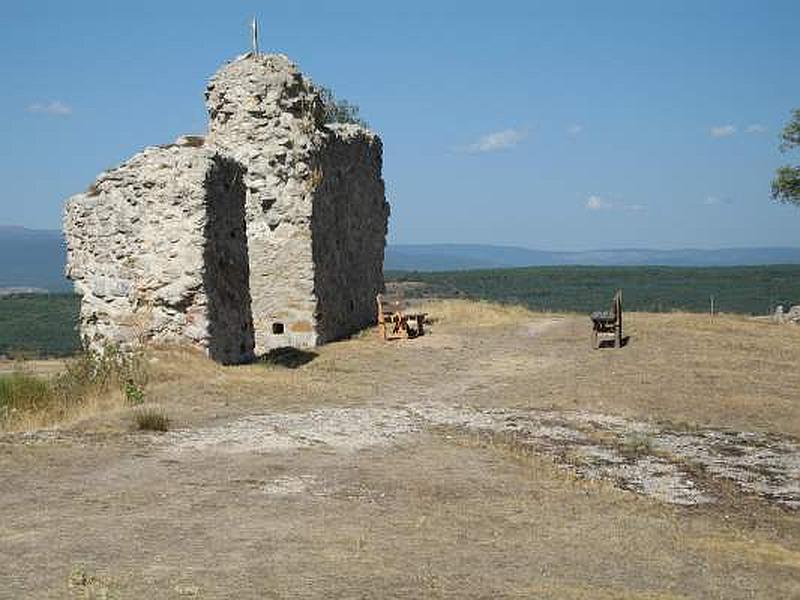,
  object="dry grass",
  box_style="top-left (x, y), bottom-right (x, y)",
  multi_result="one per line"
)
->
top-left (520, 581), bottom-right (691, 600)
top-left (462, 310), bottom-right (798, 434)
top-left (5, 302), bottom-right (799, 439)
top-left (132, 405), bottom-right (170, 431)
top-left (515, 311), bottom-right (800, 436)
top-left (0, 359), bottom-right (66, 377)
top-left (0, 370), bottom-right (128, 433)
top-left (416, 298), bottom-right (548, 328)
top-left (3, 302), bottom-right (800, 597)
top-left (0, 348), bottom-right (148, 432)
top-left (11, 387), bottom-right (128, 433)
top-left (690, 535), bottom-right (800, 570)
